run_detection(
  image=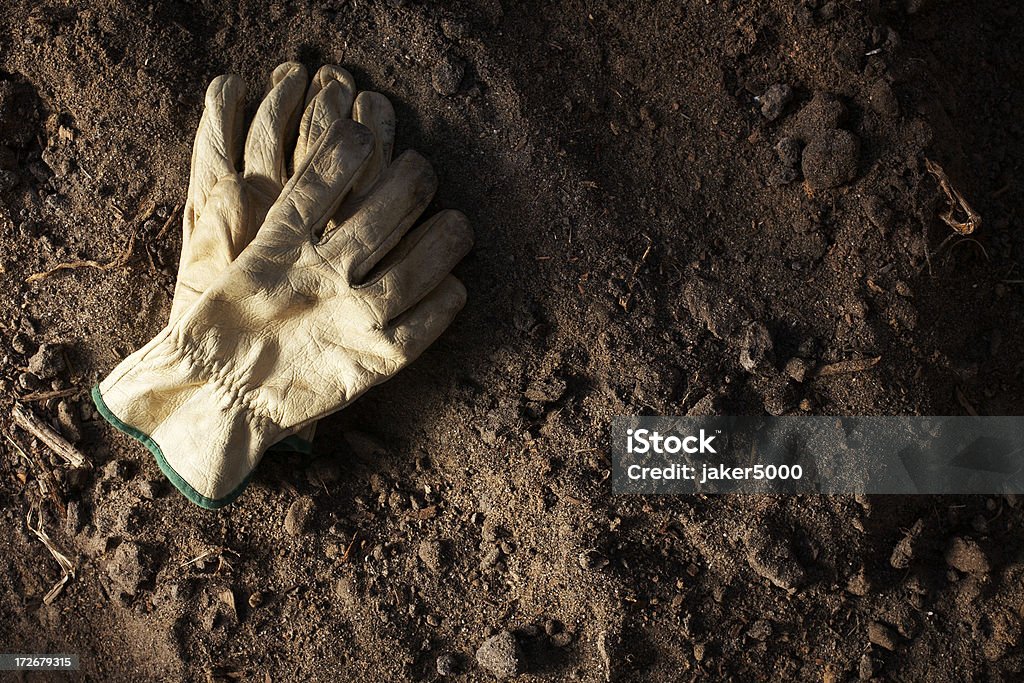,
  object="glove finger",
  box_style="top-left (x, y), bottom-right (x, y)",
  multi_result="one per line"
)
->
top-left (385, 274), bottom-right (467, 363)
top-left (322, 149), bottom-right (437, 283)
top-left (348, 91), bottom-right (396, 198)
top-left (359, 210), bottom-right (472, 324)
top-left (264, 119), bottom-right (373, 243)
top-left (187, 74), bottom-right (245, 226)
top-left (242, 62), bottom-right (308, 193)
top-left (294, 65), bottom-right (356, 169)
